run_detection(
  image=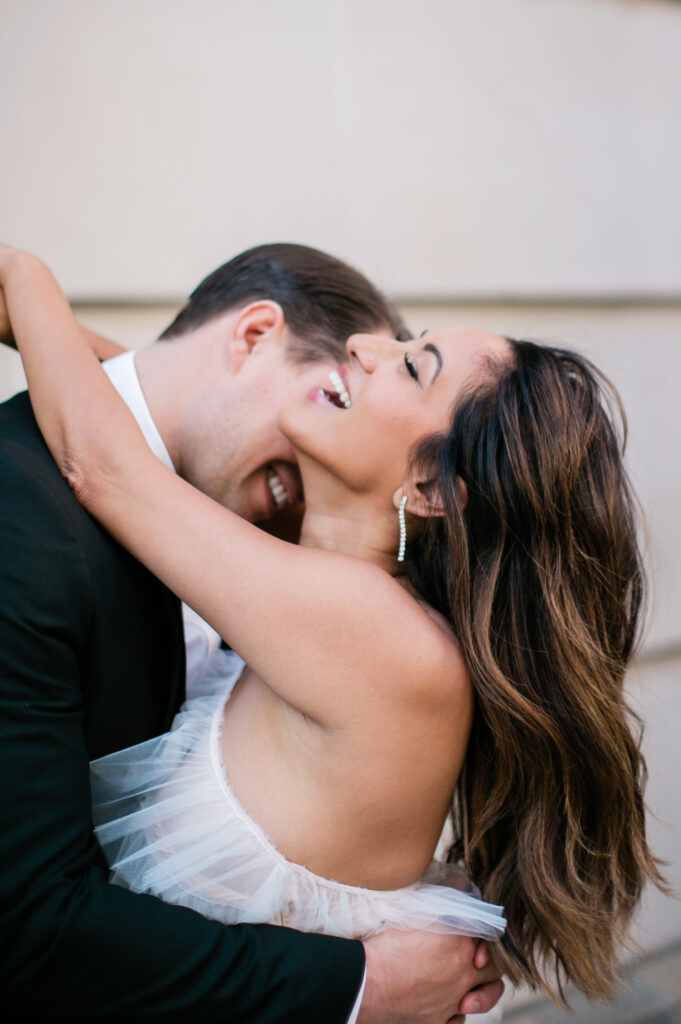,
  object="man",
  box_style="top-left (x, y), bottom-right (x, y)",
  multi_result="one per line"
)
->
top-left (0, 243), bottom-right (503, 1021)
